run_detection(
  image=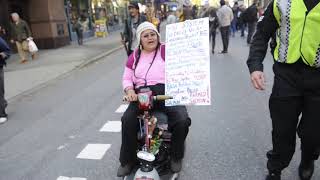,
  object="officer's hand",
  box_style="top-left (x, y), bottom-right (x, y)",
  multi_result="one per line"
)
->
top-left (10, 40), bottom-right (15, 44)
top-left (0, 52), bottom-right (6, 59)
top-left (125, 89), bottom-right (138, 102)
top-left (250, 71), bottom-right (266, 90)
